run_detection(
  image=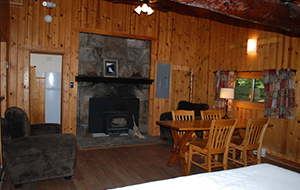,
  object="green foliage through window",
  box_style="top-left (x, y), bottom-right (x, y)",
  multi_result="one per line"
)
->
top-left (235, 78), bottom-right (265, 102)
